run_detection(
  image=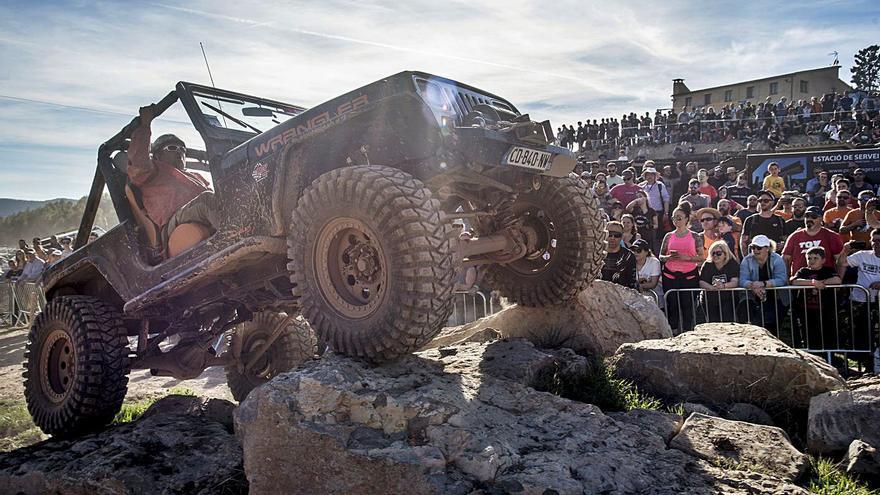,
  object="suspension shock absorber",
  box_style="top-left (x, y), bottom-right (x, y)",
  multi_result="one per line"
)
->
top-left (494, 193), bottom-right (520, 230)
